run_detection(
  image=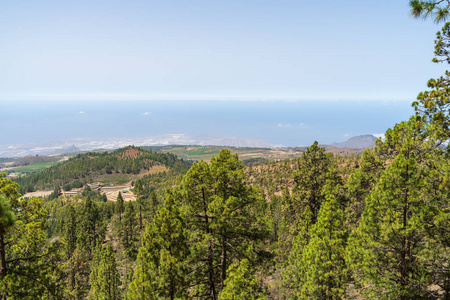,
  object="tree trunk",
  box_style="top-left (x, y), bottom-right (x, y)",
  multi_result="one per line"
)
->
top-left (139, 204), bottom-right (143, 231)
top-left (221, 237), bottom-right (227, 288)
top-left (400, 164), bottom-right (410, 300)
top-left (202, 187), bottom-right (217, 300)
top-left (0, 234), bottom-right (7, 300)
